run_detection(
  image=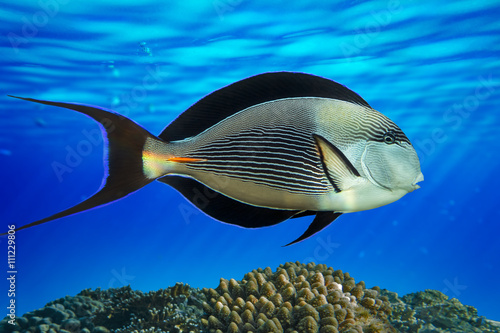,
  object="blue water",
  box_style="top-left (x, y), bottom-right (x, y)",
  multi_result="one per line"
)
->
top-left (1, 0), bottom-right (499, 323)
